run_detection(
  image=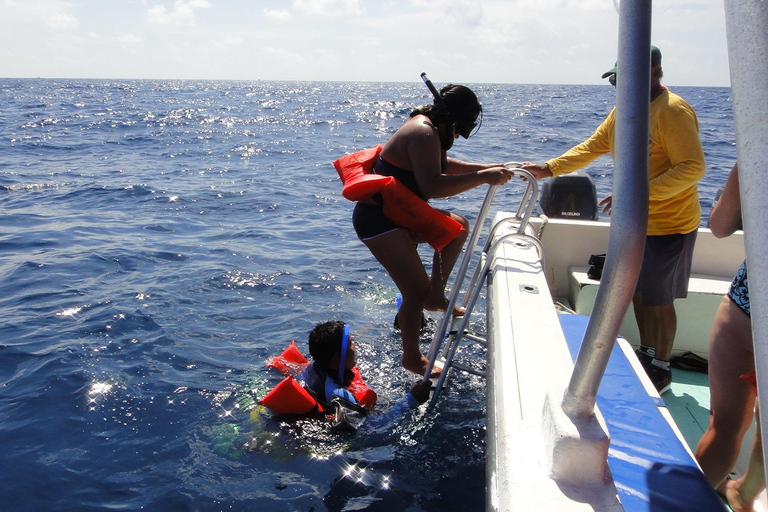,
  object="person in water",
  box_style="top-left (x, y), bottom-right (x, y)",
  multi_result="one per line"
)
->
top-left (352, 83), bottom-right (514, 377)
top-left (303, 320), bottom-right (431, 413)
